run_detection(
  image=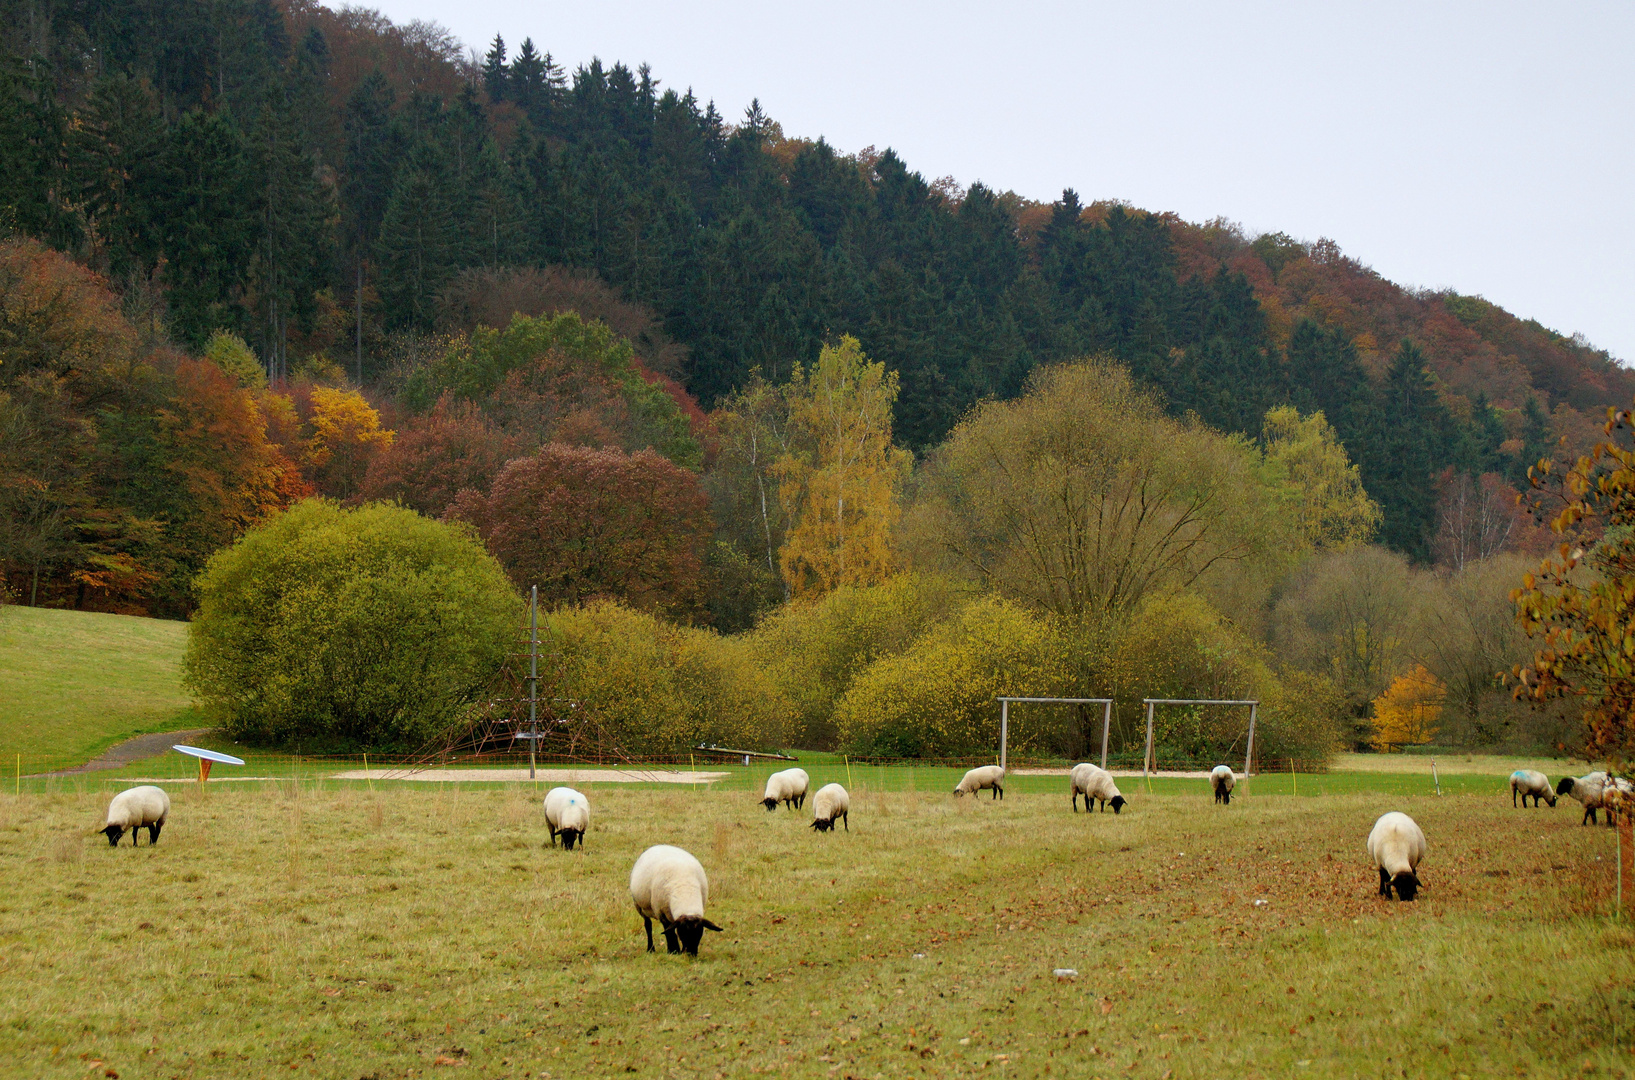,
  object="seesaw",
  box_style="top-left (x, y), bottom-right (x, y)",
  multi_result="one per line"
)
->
top-left (173, 745), bottom-right (245, 783)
